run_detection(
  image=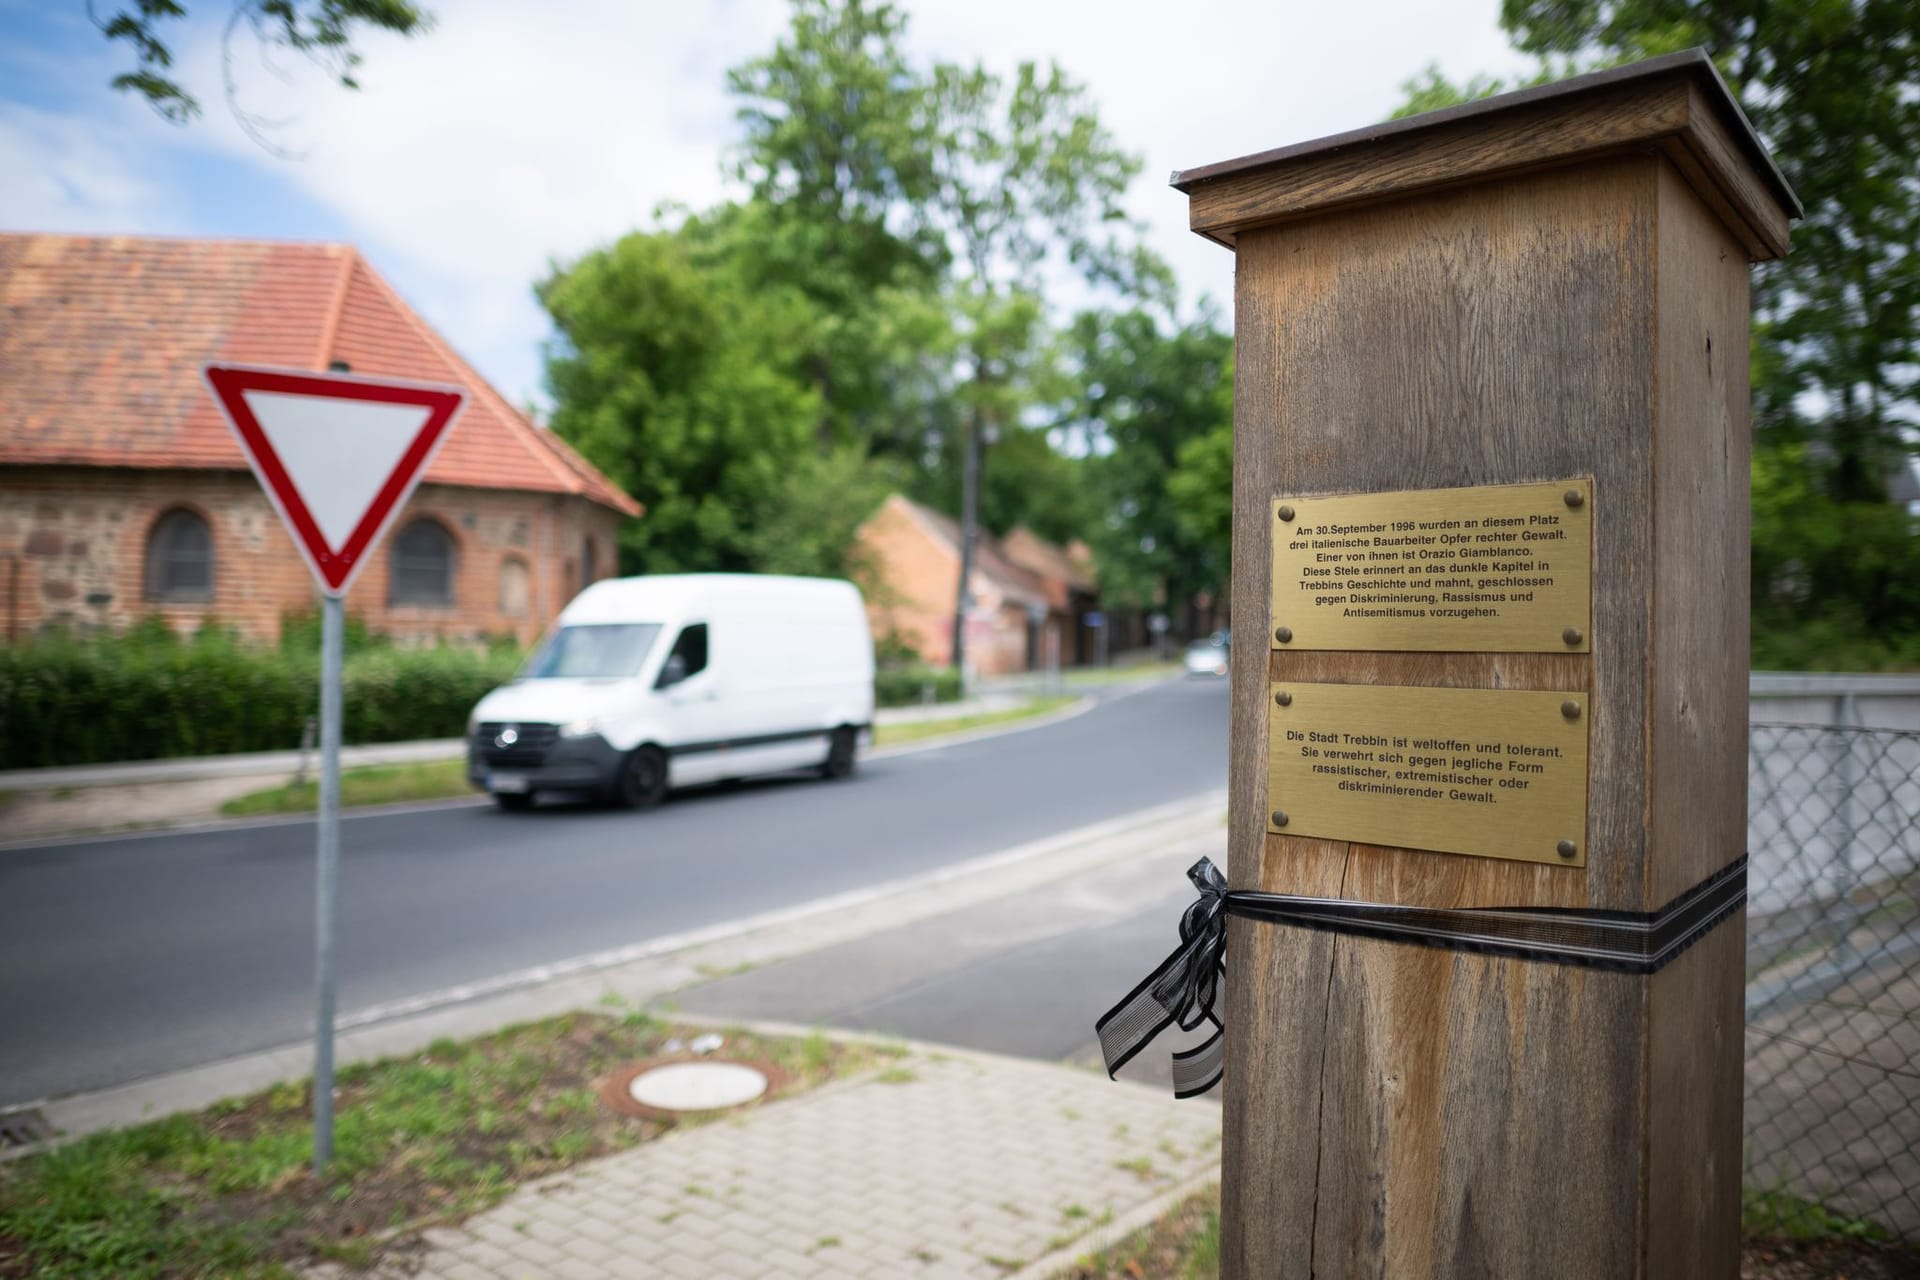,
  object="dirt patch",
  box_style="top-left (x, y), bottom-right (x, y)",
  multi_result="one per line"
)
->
top-left (0, 776), bottom-right (276, 842)
top-left (1742, 1238), bottom-right (1920, 1279)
